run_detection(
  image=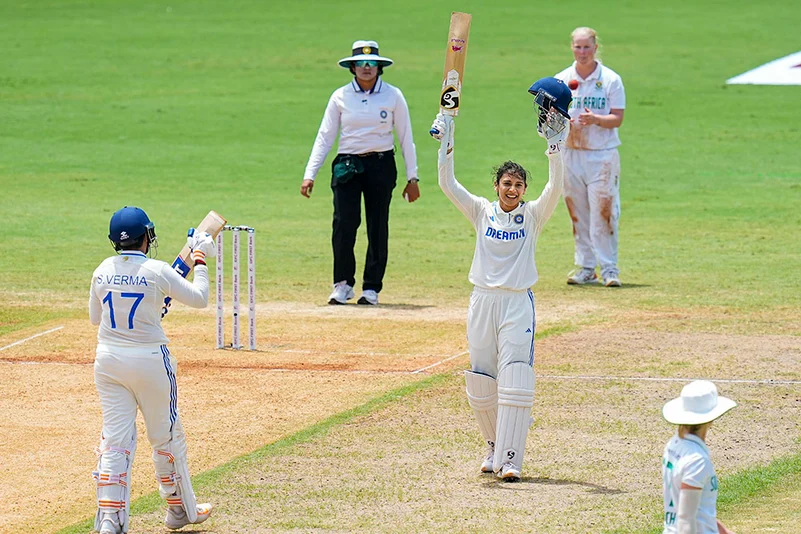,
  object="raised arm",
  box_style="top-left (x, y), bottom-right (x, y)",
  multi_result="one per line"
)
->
top-left (528, 113), bottom-right (569, 234)
top-left (432, 114), bottom-right (482, 222)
